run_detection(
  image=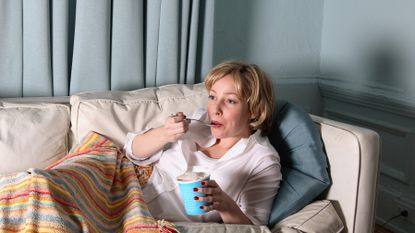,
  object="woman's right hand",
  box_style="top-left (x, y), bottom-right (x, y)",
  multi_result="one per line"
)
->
top-left (161, 112), bottom-right (189, 143)
top-left (130, 112), bottom-right (189, 158)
